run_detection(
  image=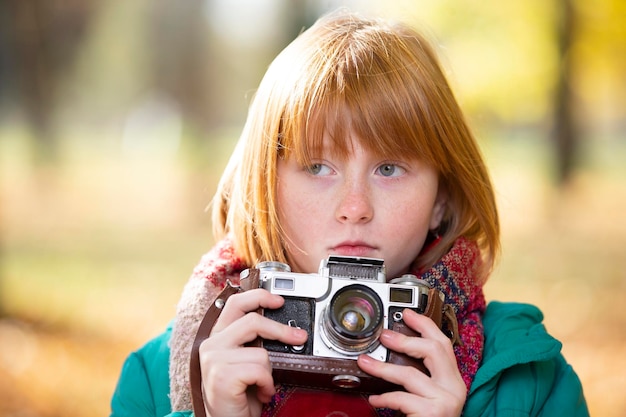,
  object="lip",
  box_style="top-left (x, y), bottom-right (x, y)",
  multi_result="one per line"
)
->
top-left (330, 241), bottom-right (378, 257)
